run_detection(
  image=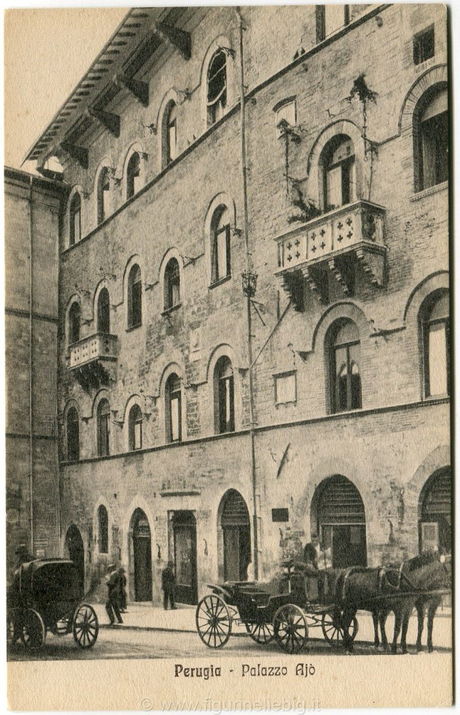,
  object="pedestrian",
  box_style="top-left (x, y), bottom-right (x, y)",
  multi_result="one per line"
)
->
top-left (303, 534), bottom-right (320, 570)
top-left (161, 560), bottom-right (177, 610)
top-left (118, 566), bottom-right (128, 613)
top-left (105, 564), bottom-right (123, 625)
